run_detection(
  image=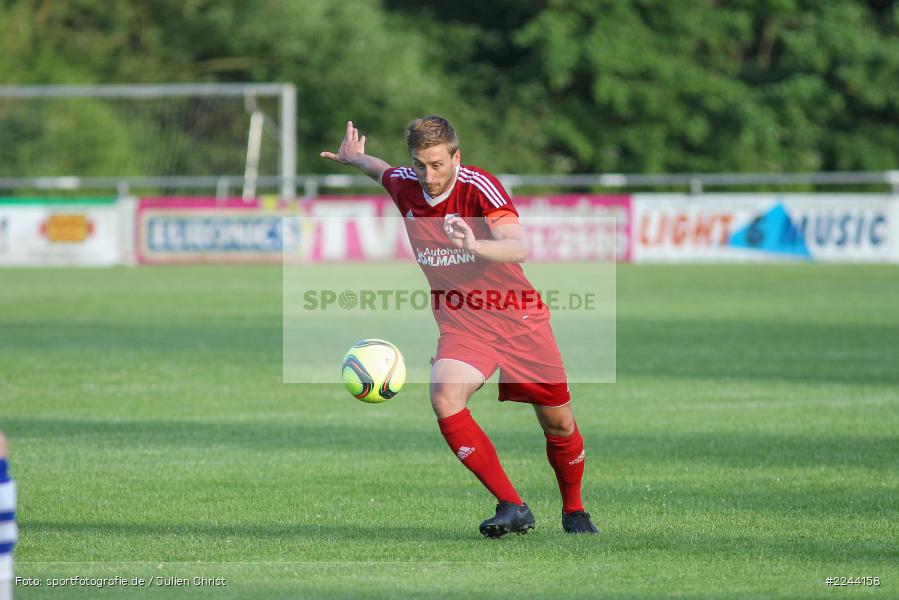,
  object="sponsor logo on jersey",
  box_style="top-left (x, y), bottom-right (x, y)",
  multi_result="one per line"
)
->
top-left (415, 246), bottom-right (476, 267)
